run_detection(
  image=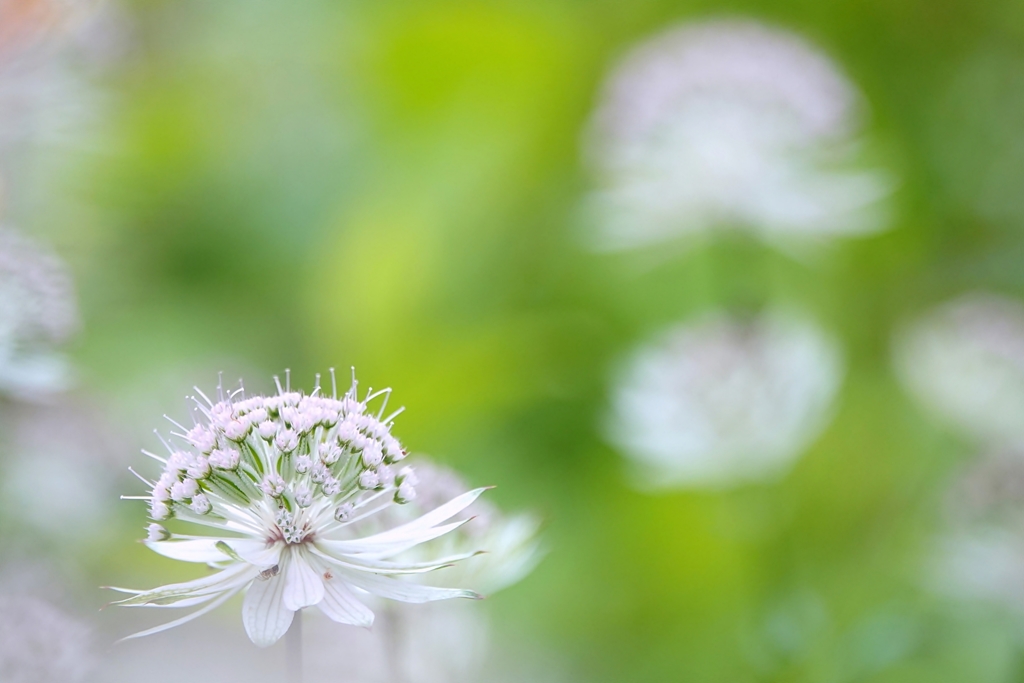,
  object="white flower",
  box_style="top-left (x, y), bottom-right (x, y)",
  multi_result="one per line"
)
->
top-left (929, 447), bottom-right (1024, 611)
top-left (0, 594), bottom-right (94, 683)
top-left (894, 292), bottom-right (1024, 446)
top-left (0, 228), bottom-right (77, 399)
top-left (932, 530), bottom-right (1024, 611)
top-left (114, 371), bottom-right (488, 647)
top-left (583, 19), bottom-right (892, 251)
top-left (605, 309), bottom-right (843, 488)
